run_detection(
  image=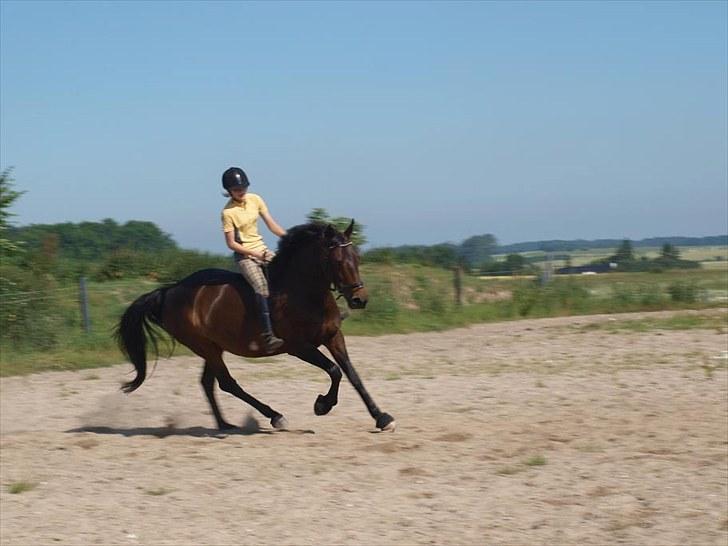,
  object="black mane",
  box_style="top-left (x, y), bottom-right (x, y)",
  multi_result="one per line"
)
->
top-left (268, 222), bottom-right (341, 286)
top-left (276, 222), bottom-right (329, 256)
